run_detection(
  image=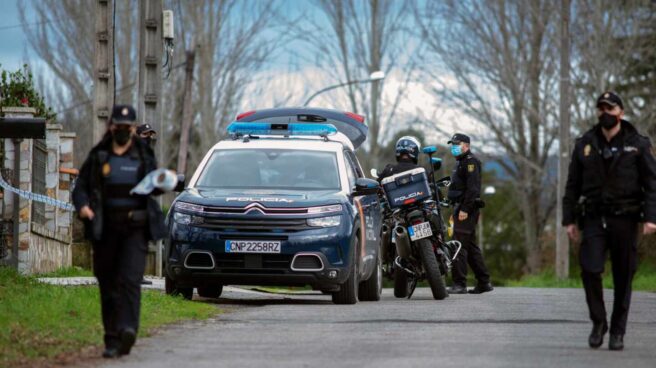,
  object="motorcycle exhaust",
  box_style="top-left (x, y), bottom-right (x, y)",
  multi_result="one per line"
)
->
top-left (381, 224), bottom-right (392, 258)
top-left (394, 225), bottom-right (412, 259)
